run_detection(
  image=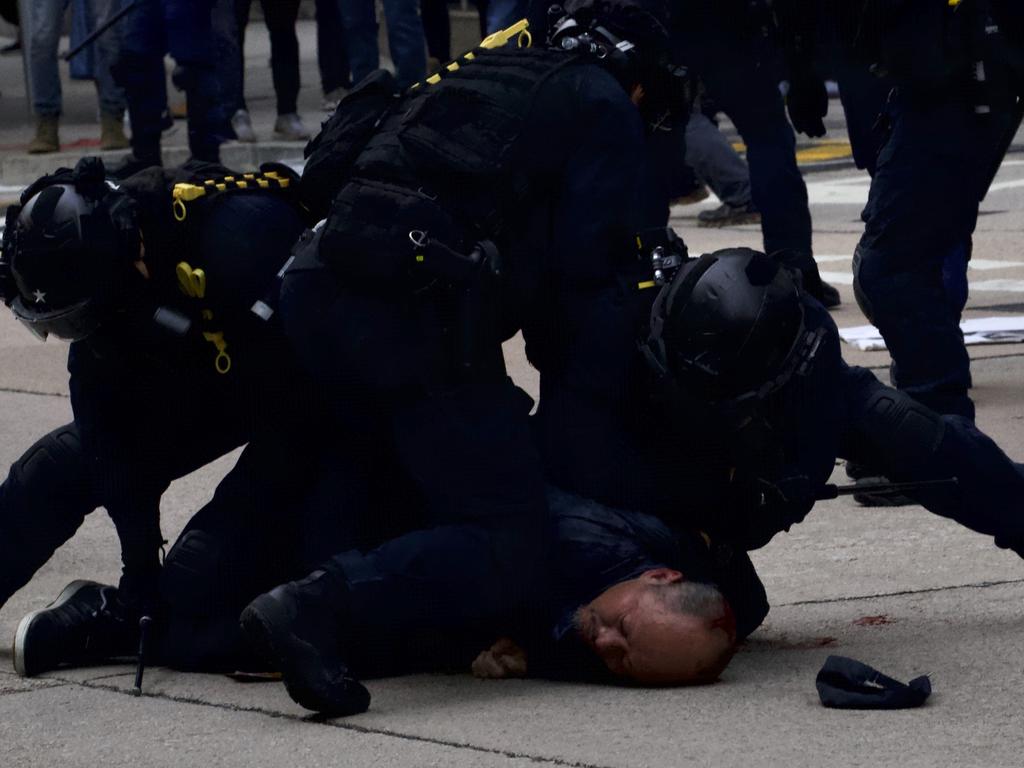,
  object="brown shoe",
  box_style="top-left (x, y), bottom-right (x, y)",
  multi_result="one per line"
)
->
top-left (100, 112), bottom-right (130, 151)
top-left (27, 116), bottom-right (59, 154)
